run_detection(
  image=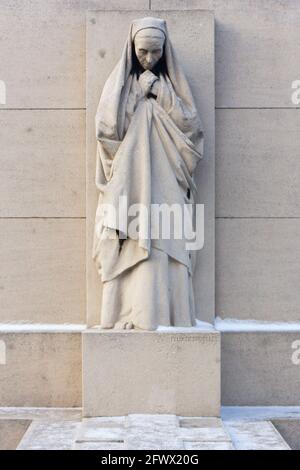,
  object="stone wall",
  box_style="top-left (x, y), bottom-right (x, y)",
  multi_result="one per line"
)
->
top-left (0, 0), bottom-right (299, 406)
